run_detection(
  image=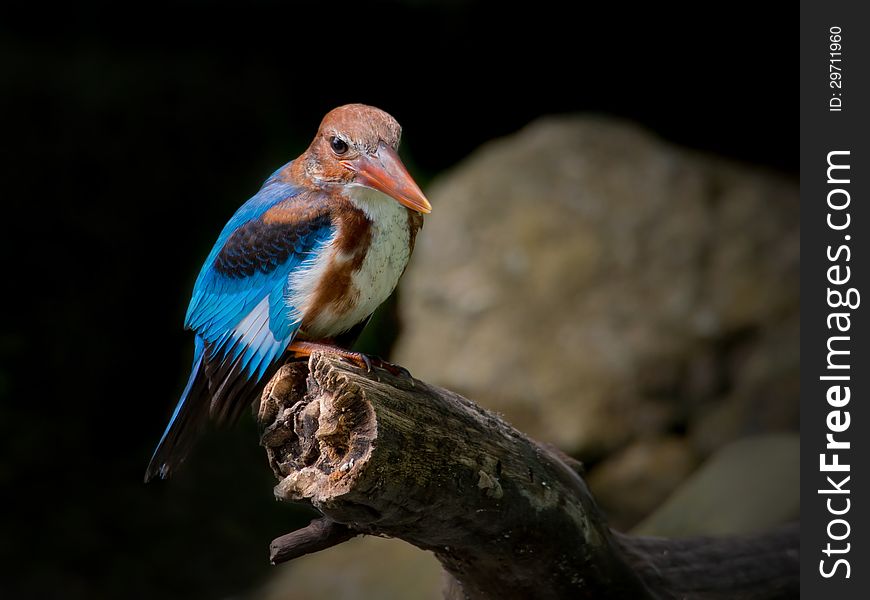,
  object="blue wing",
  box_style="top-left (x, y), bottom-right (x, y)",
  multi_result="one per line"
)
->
top-left (146, 164), bottom-right (335, 480)
top-left (185, 178), bottom-right (333, 384)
